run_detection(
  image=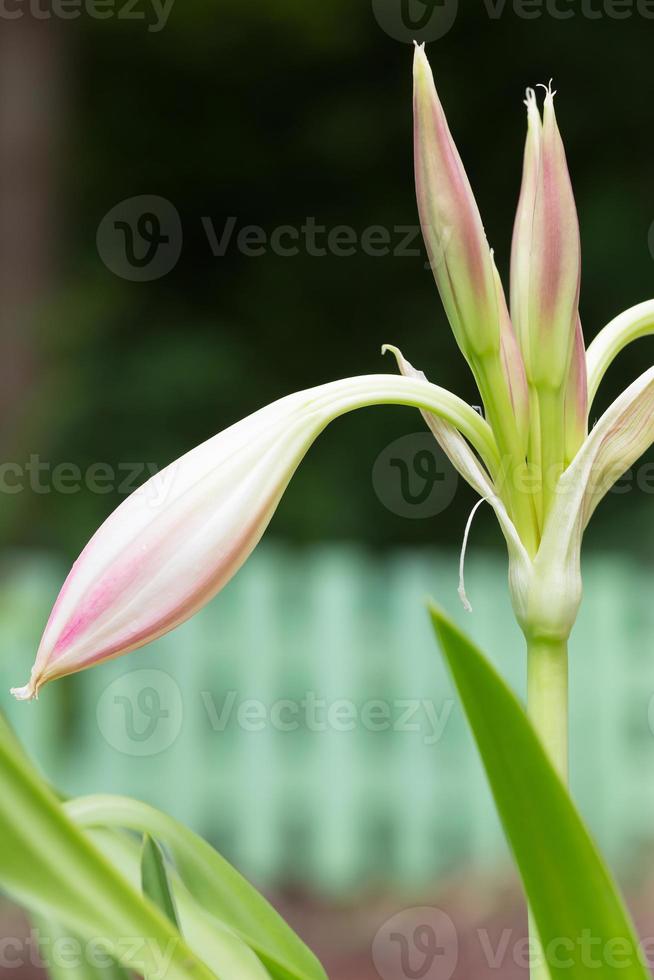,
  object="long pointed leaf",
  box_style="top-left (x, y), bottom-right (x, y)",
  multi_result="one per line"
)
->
top-left (66, 795), bottom-right (327, 980)
top-left (89, 828), bottom-right (272, 980)
top-left (0, 714), bottom-right (265, 980)
top-left (142, 835), bottom-right (180, 929)
top-left (429, 604), bottom-right (648, 980)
